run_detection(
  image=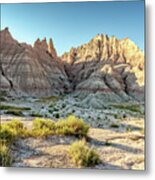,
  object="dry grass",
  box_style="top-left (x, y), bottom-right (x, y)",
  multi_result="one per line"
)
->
top-left (0, 141), bottom-right (12, 166)
top-left (55, 115), bottom-right (89, 137)
top-left (69, 139), bottom-right (101, 167)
